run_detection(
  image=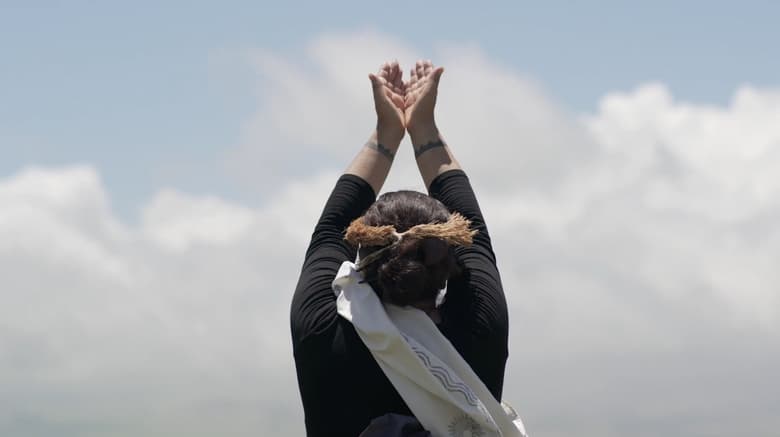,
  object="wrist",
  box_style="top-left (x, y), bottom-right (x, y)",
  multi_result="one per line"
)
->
top-left (372, 128), bottom-right (402, 153)
top-left (408, 123), bottom-right (440, 147)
